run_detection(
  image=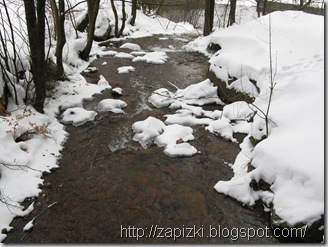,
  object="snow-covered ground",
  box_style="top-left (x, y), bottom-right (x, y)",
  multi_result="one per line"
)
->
top-left (0, 2), bottom-right (199, 242)
top-left (185, 11), bottom-right (324, 229)
top-left (0, 0), bottom-right (324, 243)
